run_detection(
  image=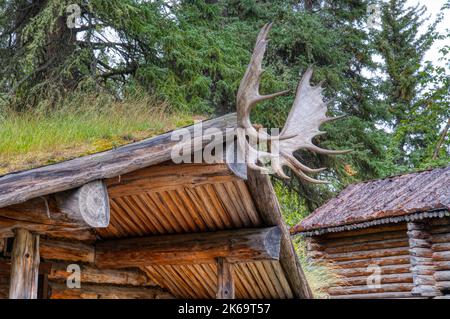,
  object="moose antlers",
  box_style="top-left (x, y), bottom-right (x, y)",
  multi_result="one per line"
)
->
top-left (234, 23), bottom-right (350, 183)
